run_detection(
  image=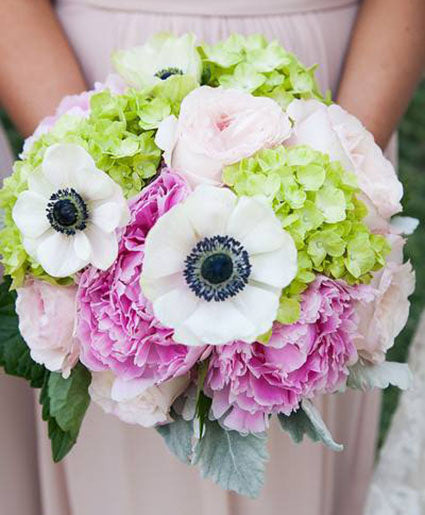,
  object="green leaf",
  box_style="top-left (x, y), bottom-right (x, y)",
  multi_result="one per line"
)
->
top-left (39, 363), bottom-right (91, 462)
top-left (278, 400), bottom-right (343, 452)
top-left (192, 420), bottom-right (269, 498)
top-left (156, 412), bottom-right (194, 465)
top-left (347, 361), bottom-right (413, 392)
top-left (0, 278), bottom-right (47, 387)
top-left (48, 363), bottom-right (91, 436)
top-left (47, 417), bottom-right (77, 462)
